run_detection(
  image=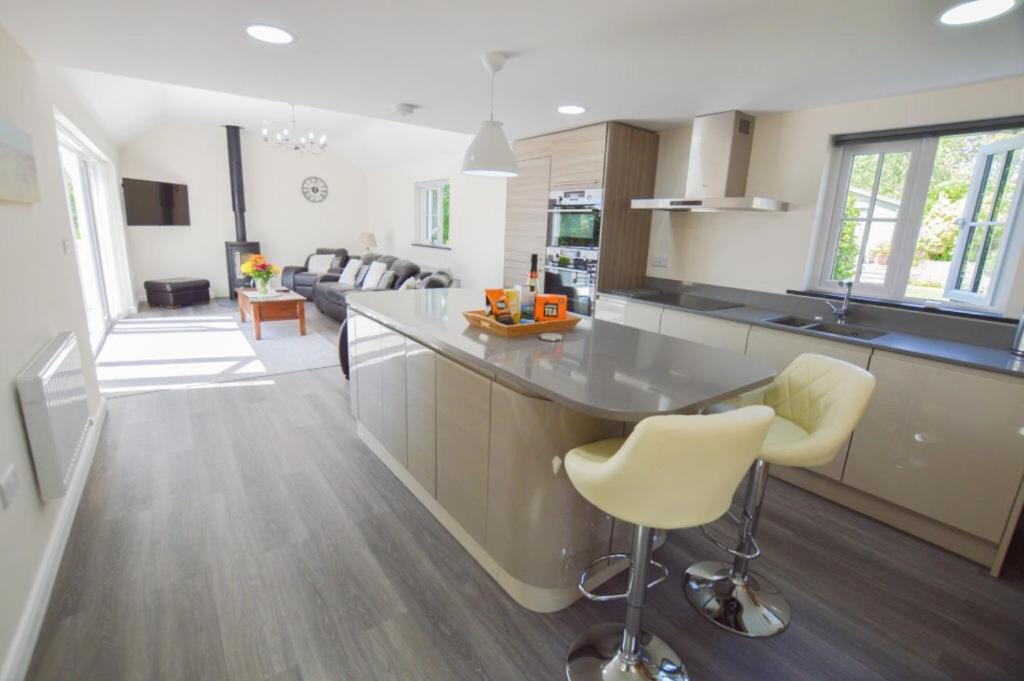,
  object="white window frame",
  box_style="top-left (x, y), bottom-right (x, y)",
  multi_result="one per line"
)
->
top-left (809, 132), bottom-right (1024, 314)
top-left (414, 179), bottom-right (450, 247)
top-left (943, 135), bottom-right (1024, 309)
